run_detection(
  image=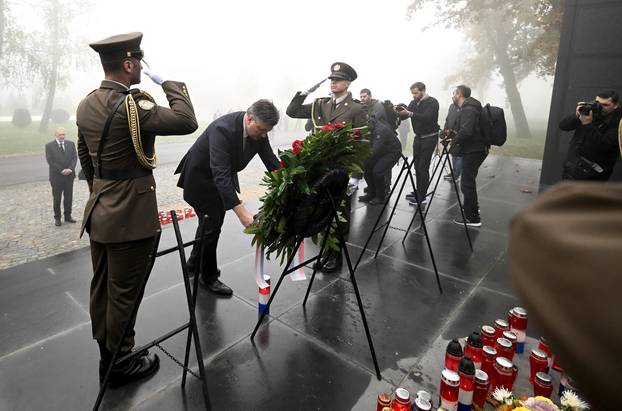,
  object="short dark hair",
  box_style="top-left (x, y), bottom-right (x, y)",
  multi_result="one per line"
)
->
top-left (410, 82), bottom-right (426, 92)
top-left (247, 99), bottom-right (280, 126)
top-left (101, 58), bottom-right (137, 75)
top-left (597, 90), bottom-right (619, 104)
top-left (360, 88), bottom-right (372, 97)
top-left (455, 85), bottom-right (471, 99)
